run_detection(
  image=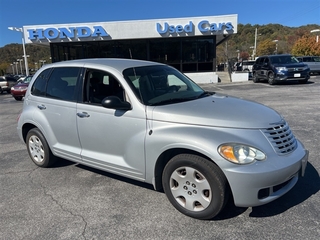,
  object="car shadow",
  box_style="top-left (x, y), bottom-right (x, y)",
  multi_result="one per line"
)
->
top-left (52, 159), bottom-right (319, 220)
top-left (249, 162), bottom-right (319, 218)
top-left (51, 157), bottom-right (77, 168)
top-left (212, 162), bottom-right (319, 220)
top-left (75, 164), bottom-right (155, 190)
top-left (276, 80), bottom-right (315, 85)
